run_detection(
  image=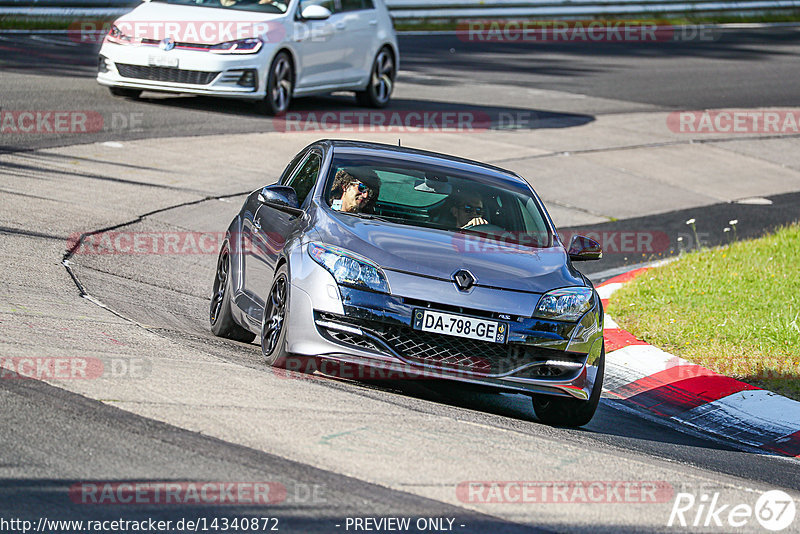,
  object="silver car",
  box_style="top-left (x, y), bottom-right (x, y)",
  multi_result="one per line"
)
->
top-left (210, 140), bottom-right (606, 426)
top-left (97, 0), bottom-right (398, 114)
